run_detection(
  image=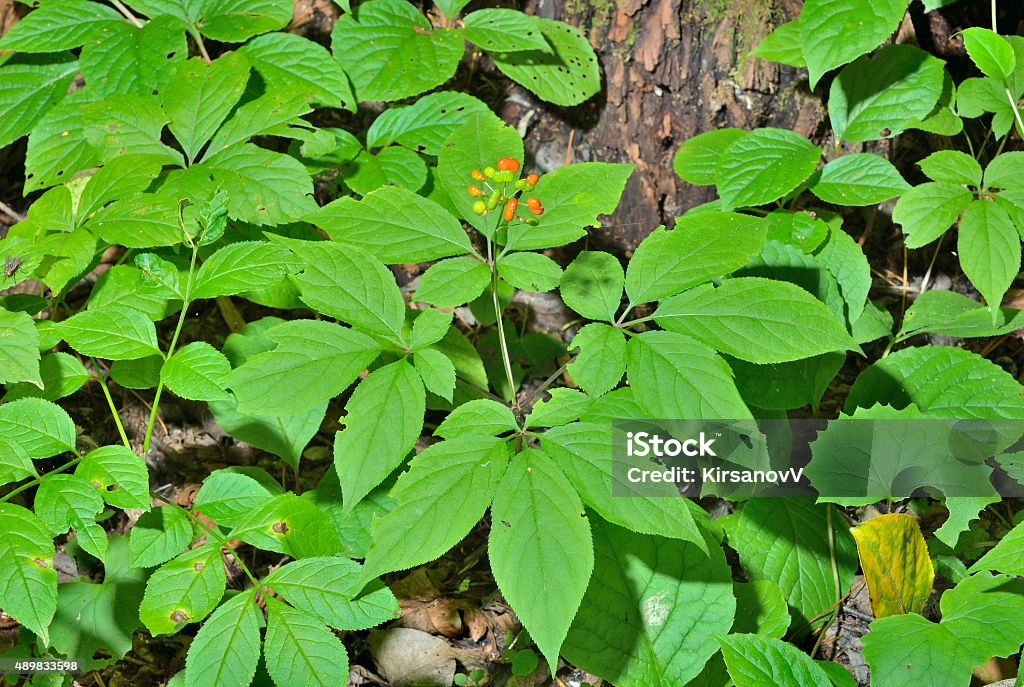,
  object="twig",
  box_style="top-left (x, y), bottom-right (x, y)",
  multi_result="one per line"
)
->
top-left (0, 199), bottom-right (25, 223)
top-left (109, 0), bottom-right (143, 27)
